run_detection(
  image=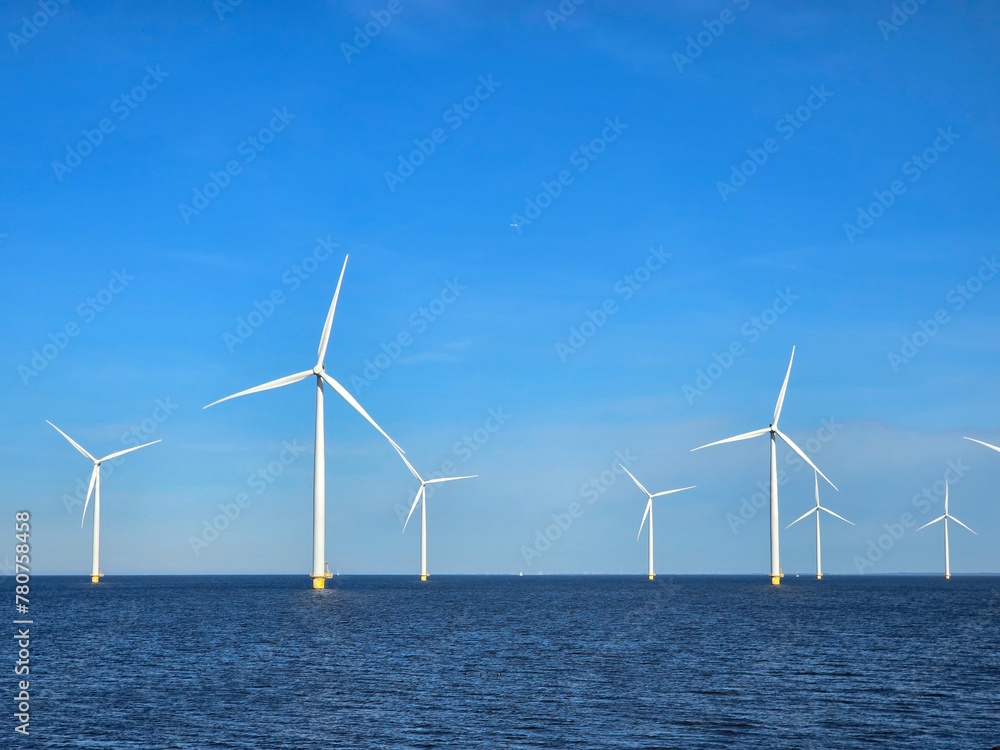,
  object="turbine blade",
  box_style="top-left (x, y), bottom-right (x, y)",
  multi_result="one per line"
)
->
top-left (775, 429), bottom-right (837, 490)
top-left (81, 465), bottom-right (99, 528)
top-left (320, 372), bottom-right (404, 454)
top-left (814, 471), bottom-right (820, 507)
top-left (786, 506), bottom-right (816, 529)
top-left (690, 427), bottom-right (770, 452)
top-left (773, 346), bottom-right (795, 426)
top-left (949, 515), bottom-right (977, 535)
top-left (99, 439), bottom-right (161, 463)
top-left (637, 499), bottom-right (651, 541)
top-left (393, 445), bottom-right (422, 483)
top-left (618, 463), bottom-right (650, 496)
top-left (203, 370), bottom-right (313, 409)
top-left (650, 485), bottom-right (696, 498)
top-left (916, 514), bottom-right (946, 531)
top-left (819, 506), bottom-right (854, 525)
top-left (402, 486), bottom-right (422, 533)
top-left (46, 421), bottom-right (95, 461)
top-left (964, 436), bottom-right (1000, 454)
top-left (425, 475), bottom-right (477, 484)
top-left (317, 255), bottom-right (349, 366)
